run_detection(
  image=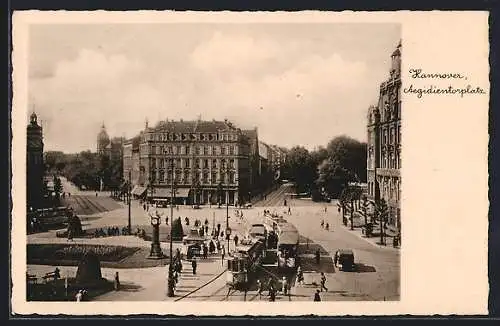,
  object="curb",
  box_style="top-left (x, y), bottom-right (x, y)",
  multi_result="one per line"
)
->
top-left (340, 224), bottom-right (400, 252)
